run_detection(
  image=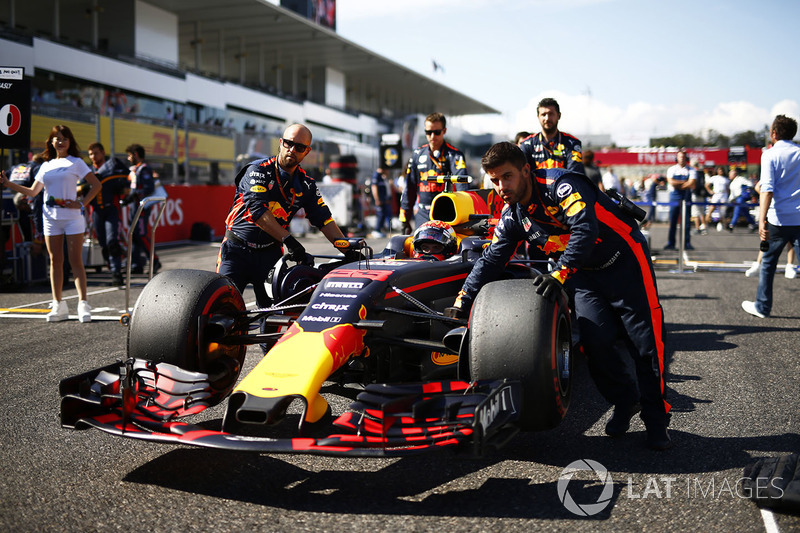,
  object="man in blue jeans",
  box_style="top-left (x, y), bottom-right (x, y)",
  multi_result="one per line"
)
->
top-left (742, 115), bottom-right (800, 318)
top-left (664, 150), bottom-right (696, 250)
